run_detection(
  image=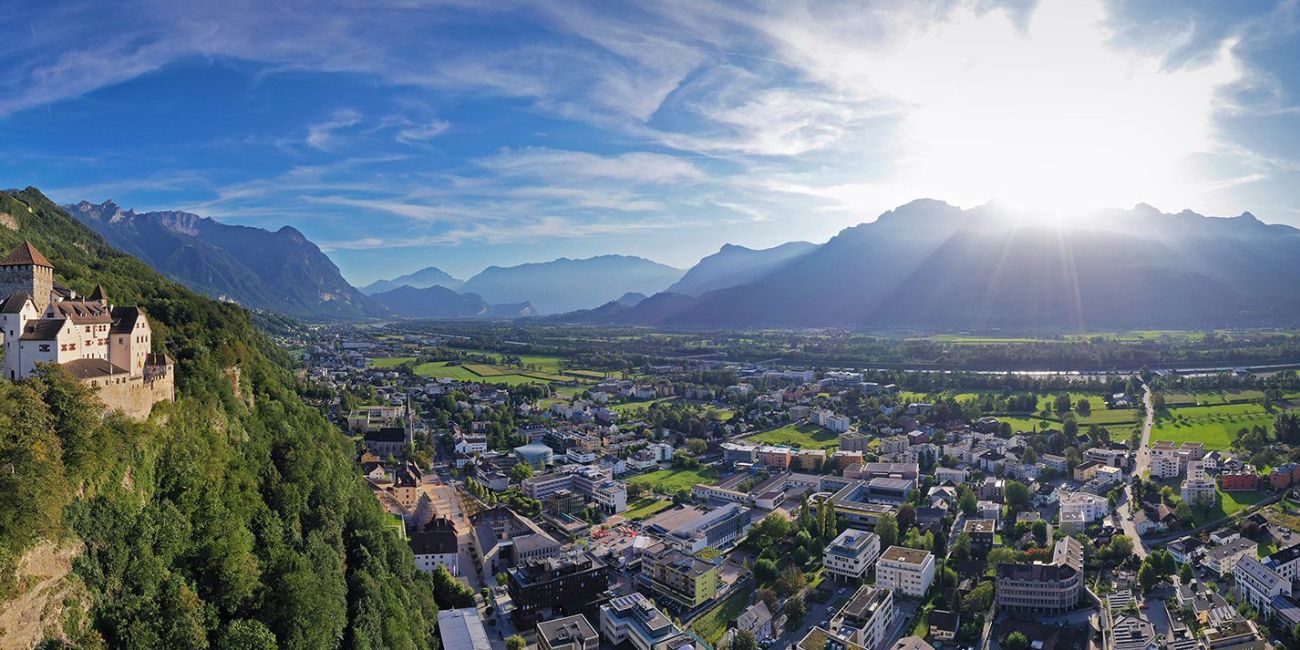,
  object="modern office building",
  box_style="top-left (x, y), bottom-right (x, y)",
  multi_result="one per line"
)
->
top-left (507, 551), bottom-right (611, 626)
top-left (824, 528), bottom-right (881, 581)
